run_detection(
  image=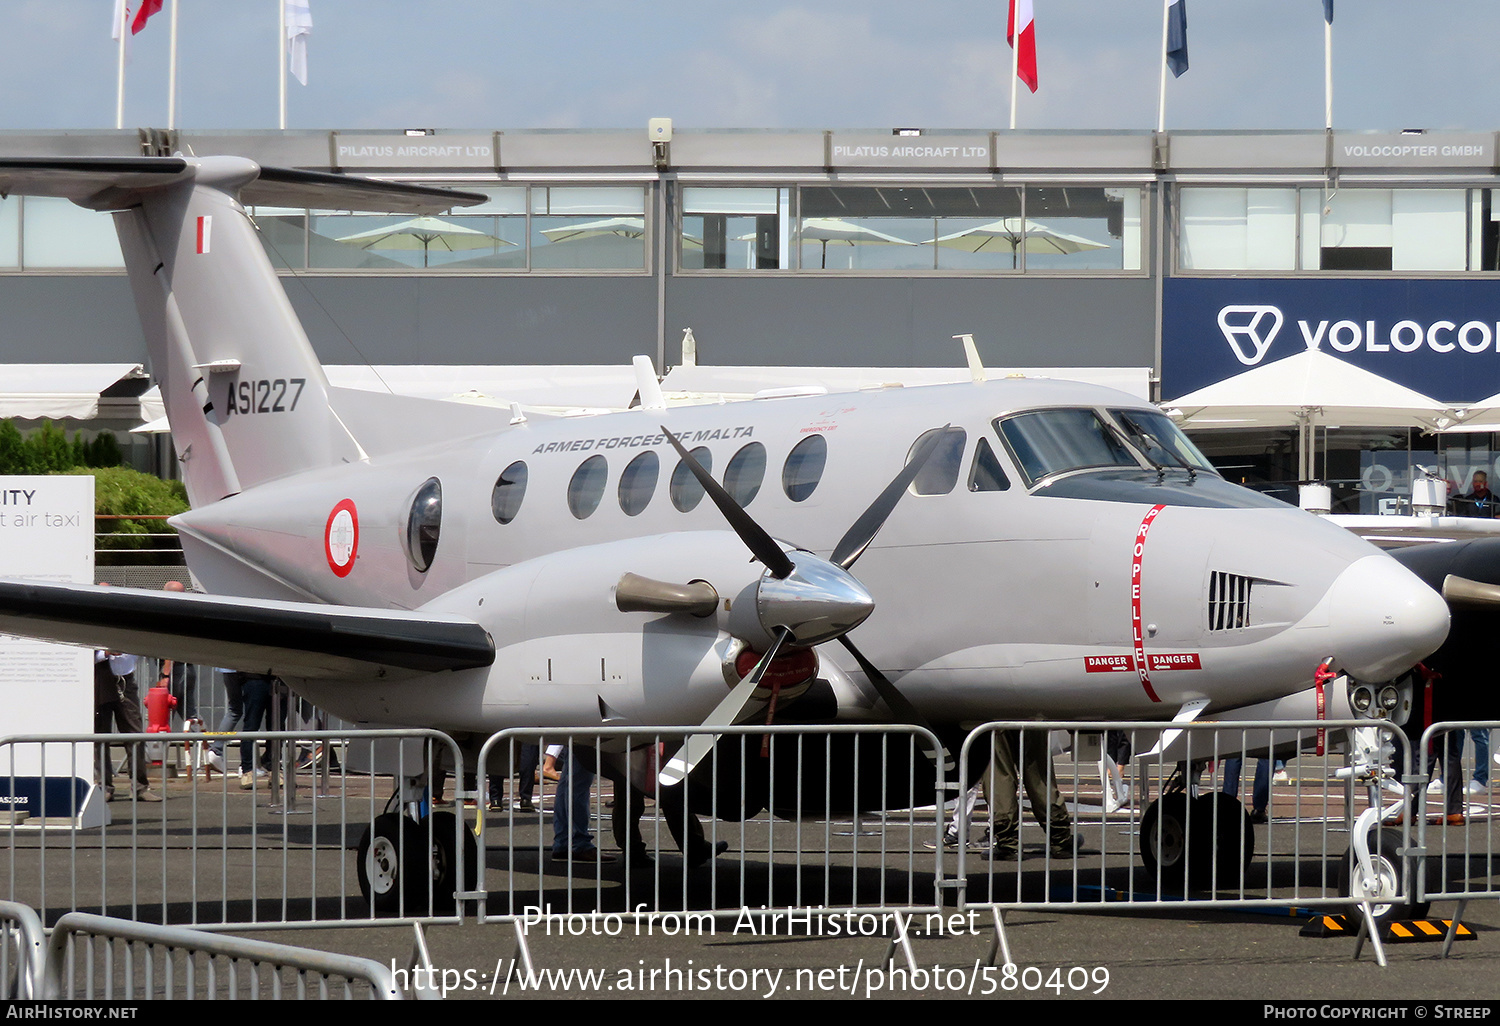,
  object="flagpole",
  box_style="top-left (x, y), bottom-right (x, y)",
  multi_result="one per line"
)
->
top-left (1323, 11), bottom-right (1333, 130)
top-left (278, 0), bottom-right (287, 130)
top-left (116, 2), bottom-right (128, 130)
top-left (1156, 0), bottom-right (1170, 133)
top-left (1009, 1), bottom-right (1020, 130)
top-left (167, 0), bottom-right (179, 130)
